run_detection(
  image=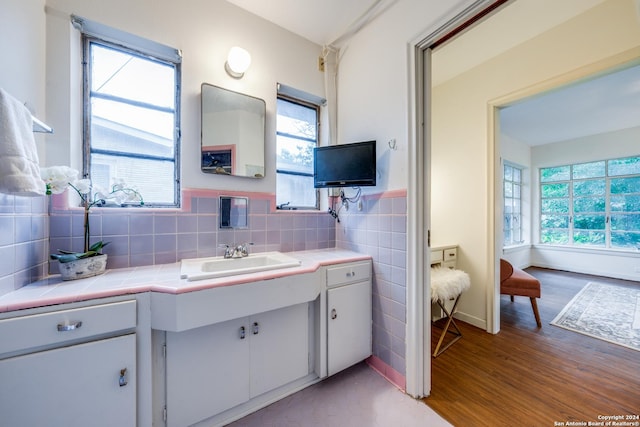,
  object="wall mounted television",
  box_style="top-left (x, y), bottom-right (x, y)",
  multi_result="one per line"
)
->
top-left (313, 140), bottom-right (376, 188)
